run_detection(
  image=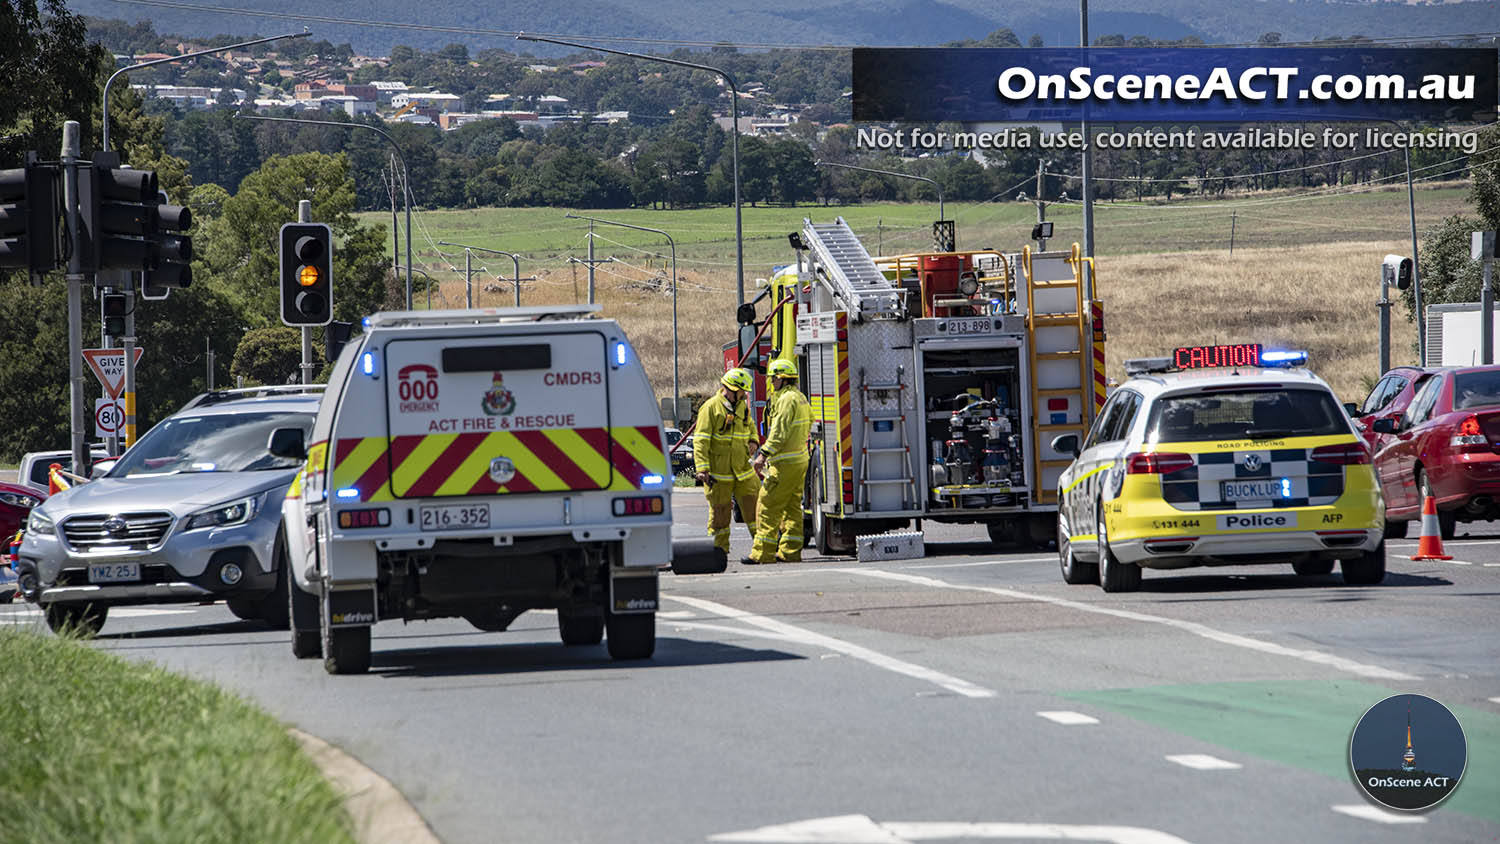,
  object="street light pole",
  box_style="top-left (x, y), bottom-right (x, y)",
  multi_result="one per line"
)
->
top-left (563, 214), bottom-right (679, 422)
top-left (517, 33), bottom-right (743, 307)
top-left (236, 113), bottom-right (413, 308)
top-left (437, 241), bottom-right (526, 307)
top-left (815, 160), bottom-right (945, 243)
